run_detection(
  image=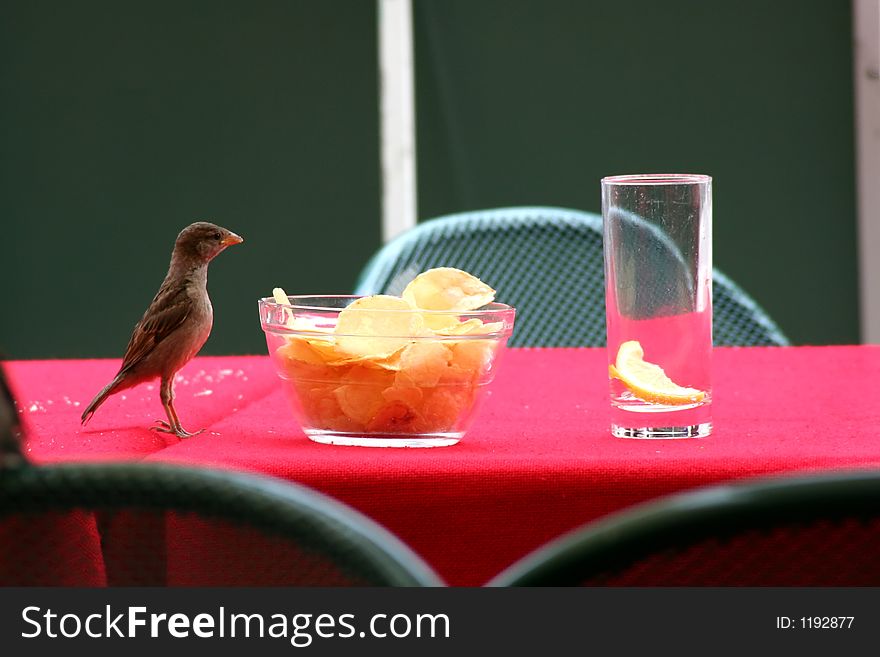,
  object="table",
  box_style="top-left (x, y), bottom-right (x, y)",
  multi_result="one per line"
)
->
top-left (6, 346), bottom-right (880, 585)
